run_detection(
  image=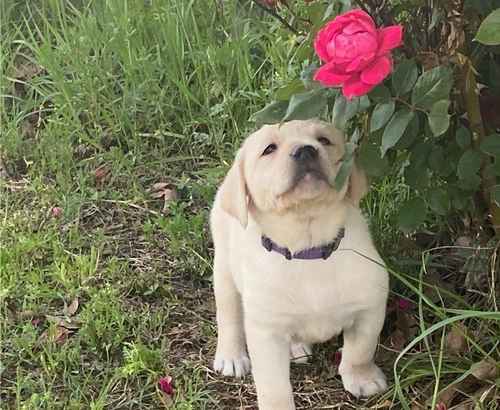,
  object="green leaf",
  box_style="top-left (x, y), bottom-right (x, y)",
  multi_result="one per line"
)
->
top-left (381, 109), bottom-right (415, 156)
top-left (332, 95), bottom-right (360, 130)
top-left (491, 185), bottom-right (500, 206)
top-left (428, 188), bottom-right (450, 215)
top-left (395, 113), bottom-right (421, 150)
top-left (475, 8), bottom-right (500, 46)
top-left (333, 142), bottom-right (355, 190)
top-left (283, 89), bottom-right (327, 122)
top-left (428, 100), bottom-right (451, 136)
top-left (368, 84), bottom-right (391, 103)
top-left (250, 100), bottom-right (289, 124)
top-left (405, 161), bottom-right (429, 190)
top-left (300, 63), bottom-right (319, 89)
top-left (480, 133), bottom-right (500, 156)
top-left (358, 143), bottom-right (389, 177)
top-left (370, 100), bottom-right (395, 132)
top-left (397, 198), bottom-right (427, 233)
top-left (359, 95), bottom-right (371, 112)
top-left (275, 79), bottom-right (306, 101)
top-left (392, 59), bottom-right (419, 96)
top-left (412, 66), bottom-right (453, 109)
top-left (456, 126), bottom-right (472, 149)
top-left (428, 146), bottom-right (454, 177)
top-left (457, 149), bottom-right (482, 189)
